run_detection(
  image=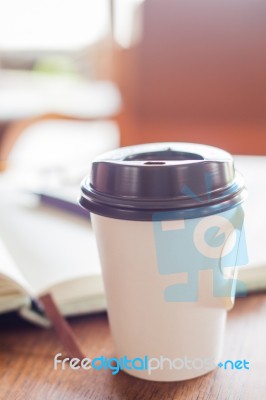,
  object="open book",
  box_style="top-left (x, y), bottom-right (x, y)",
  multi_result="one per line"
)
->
top-left (0, 186), bottom-right (105, 327)
top-left (0, 118), bottom-right (119, 326)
